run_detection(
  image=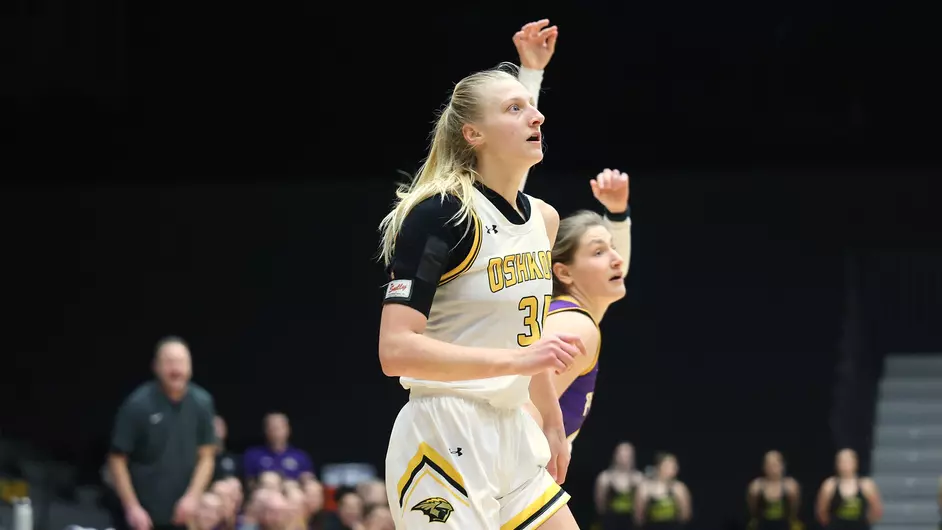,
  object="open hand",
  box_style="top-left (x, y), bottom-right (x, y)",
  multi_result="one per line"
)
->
top-left (513, 19), bottom-right (558, 70)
